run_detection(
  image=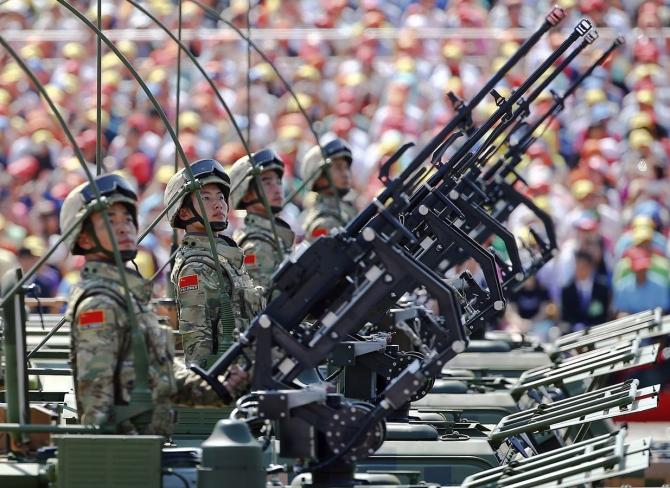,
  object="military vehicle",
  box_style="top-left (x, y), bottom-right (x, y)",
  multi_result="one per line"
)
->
top-left (0, 2), bottom-right (663, 487)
